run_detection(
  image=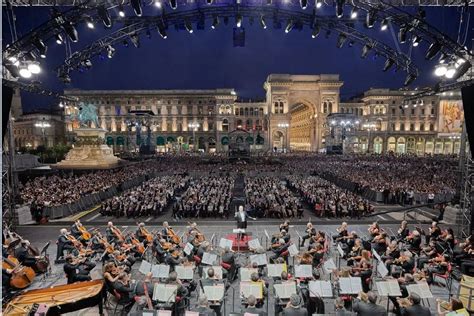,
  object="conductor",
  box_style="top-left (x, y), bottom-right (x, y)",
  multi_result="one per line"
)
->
top-left (235, 205), bottom-right (256, 239)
